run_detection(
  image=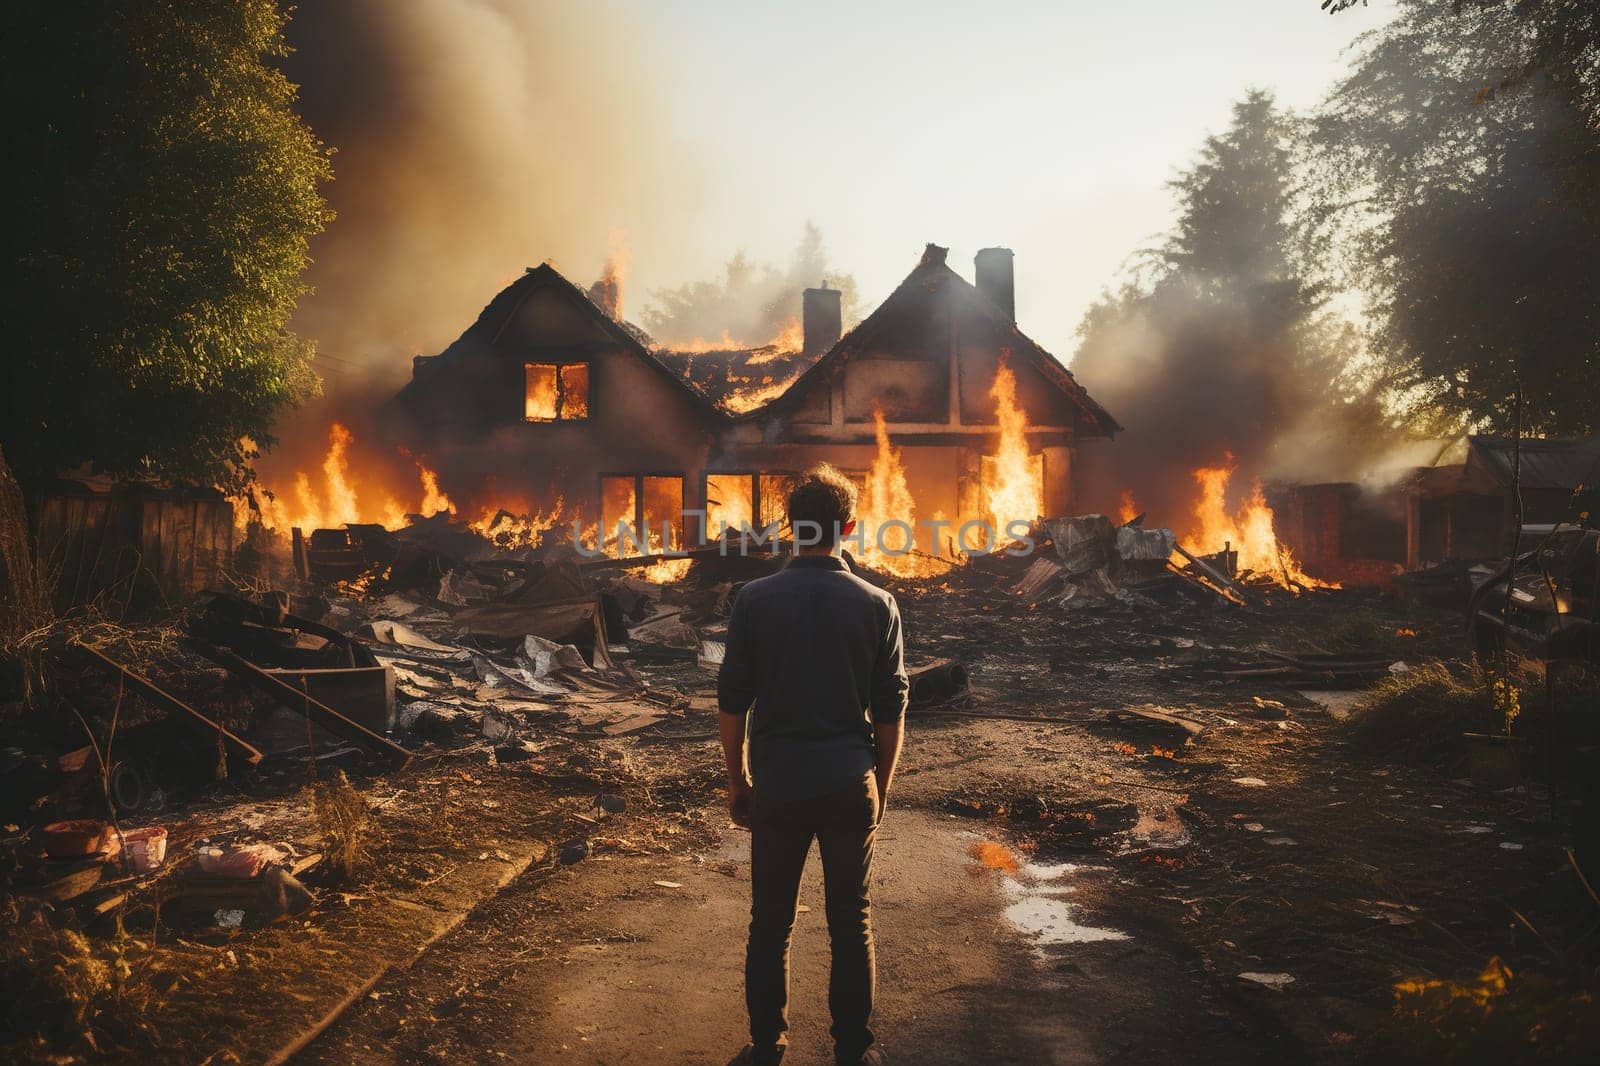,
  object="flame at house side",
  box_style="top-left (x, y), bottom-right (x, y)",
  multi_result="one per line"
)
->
top-left (1187, 460), bottom-right (1336, 589)
top-left (1117, 489), bottom-right (1140, 525)
top-left (856, 409), bottom-right (943, 578)
top-left (419, 465), bottom-right (456, 517)
top-left (978, 357), bottom-right (1042, 548)
top-left (245, 423), bottom-right (457, 534)
top-left (470, 497), bottom-right (566, 551)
